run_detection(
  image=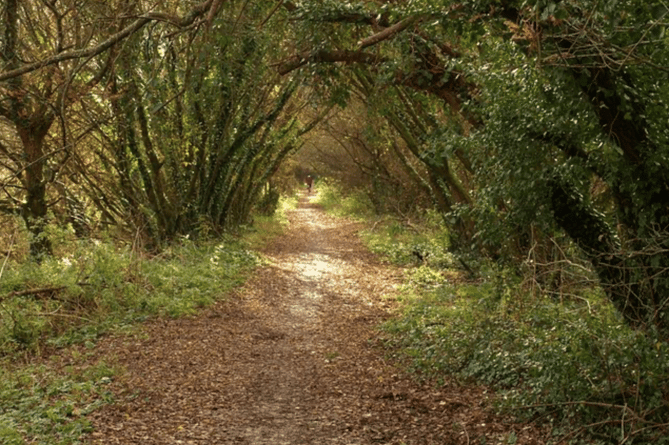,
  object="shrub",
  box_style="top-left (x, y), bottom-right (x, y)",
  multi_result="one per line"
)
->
top-left (0, 233), bottom-right (261, 444)
top-left (0, 361), bottom-right (115, 445)
top-left (361, 215), bottom-right (454, 271)
top-left (313, 181), bottom-right (375, 219)
top-left (380, 266), bottom-right (669, 443)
